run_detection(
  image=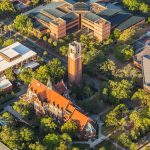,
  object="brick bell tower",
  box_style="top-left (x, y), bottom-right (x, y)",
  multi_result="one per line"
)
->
top-left (68, 41), bottom-right (82, 85)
